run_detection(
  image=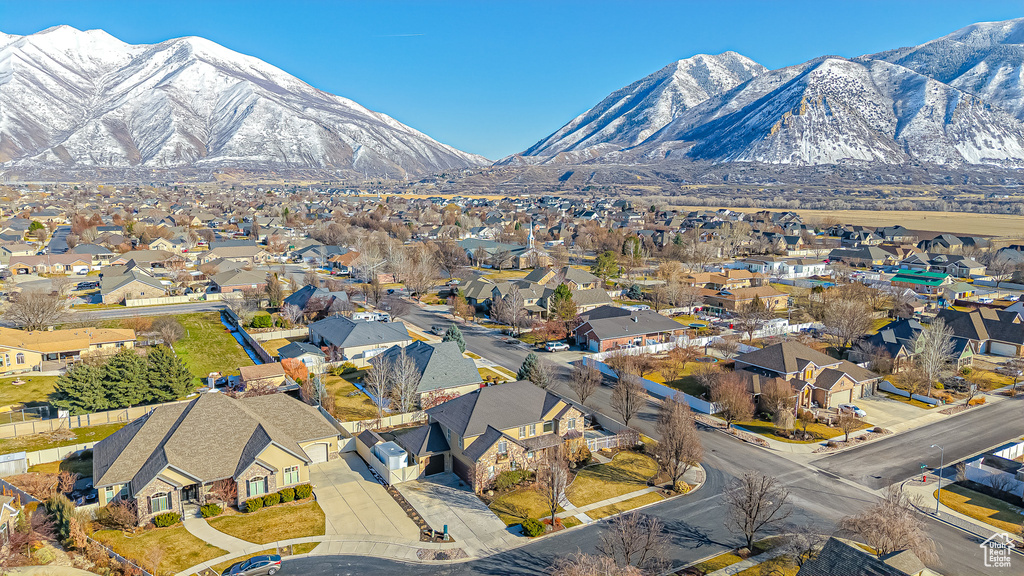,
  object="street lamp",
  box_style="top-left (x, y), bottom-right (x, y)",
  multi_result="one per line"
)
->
top-left (930, 444), bottom-right (944, 515)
